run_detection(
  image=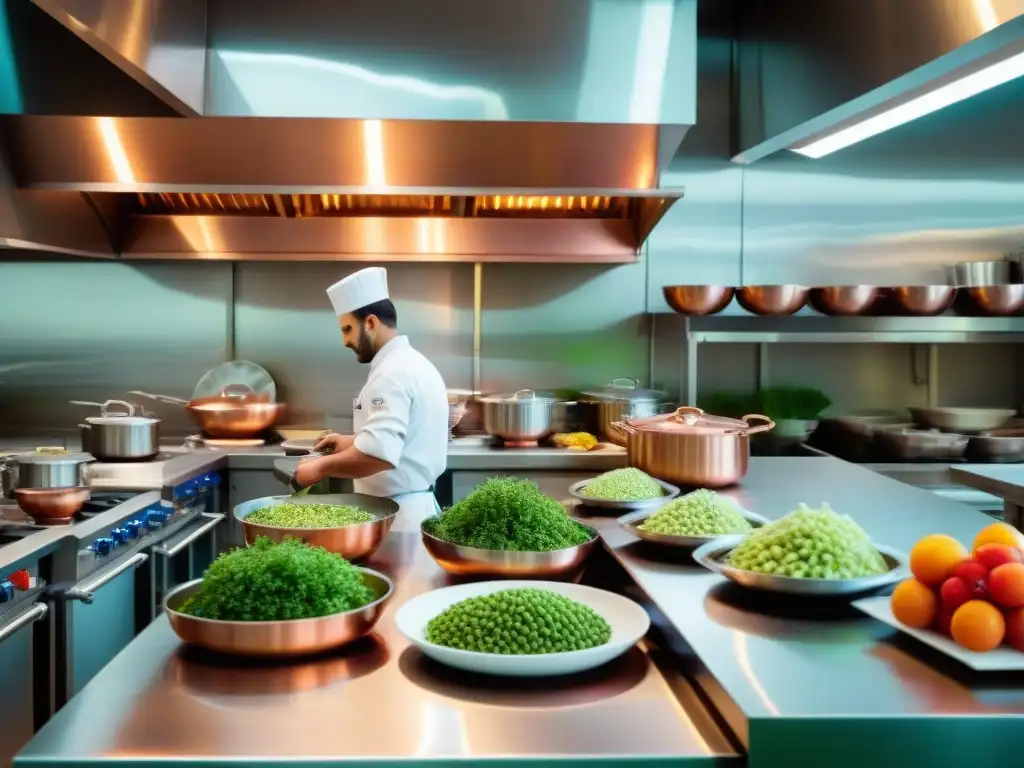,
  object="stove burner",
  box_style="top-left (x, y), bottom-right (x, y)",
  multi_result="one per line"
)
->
top-left (80, 491), bottom-right (142, 517)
